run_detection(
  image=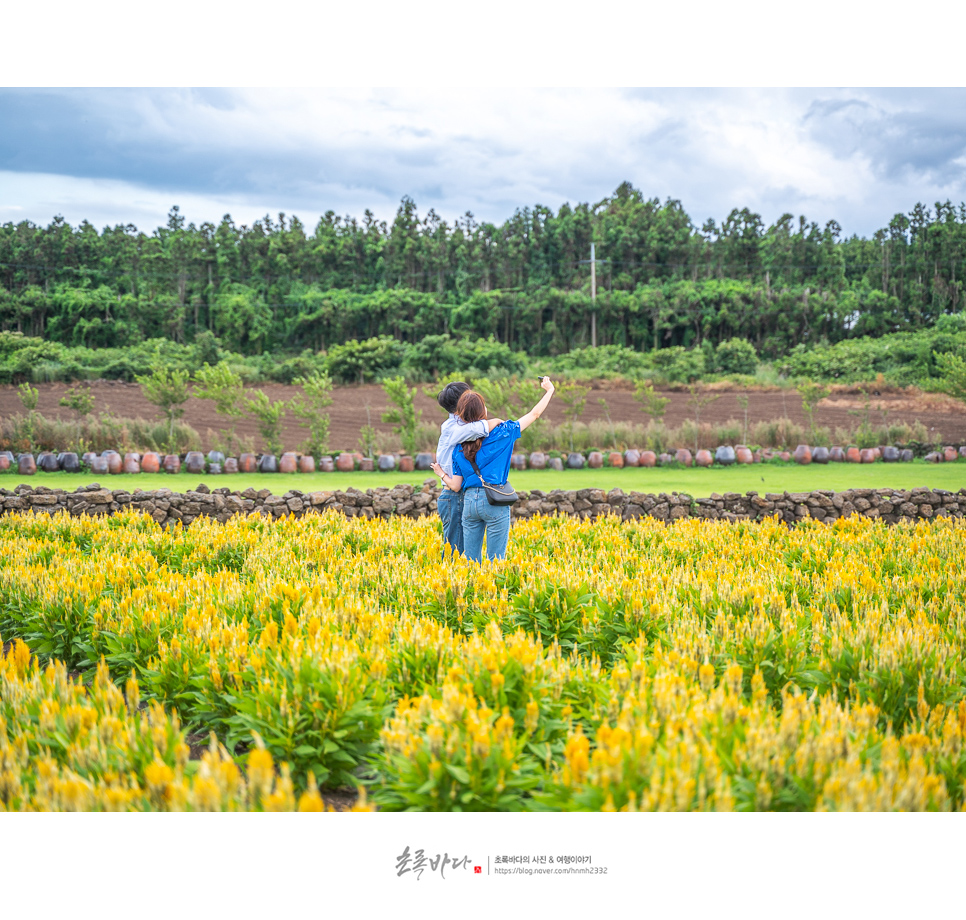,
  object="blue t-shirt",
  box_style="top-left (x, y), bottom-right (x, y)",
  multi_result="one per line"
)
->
top-left (453, 420), bottom-right (521, 488)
